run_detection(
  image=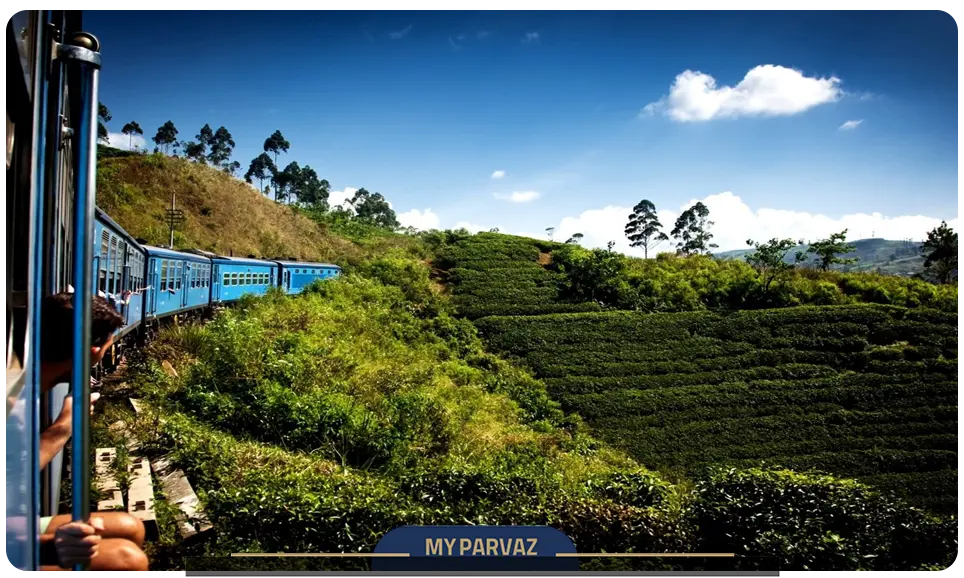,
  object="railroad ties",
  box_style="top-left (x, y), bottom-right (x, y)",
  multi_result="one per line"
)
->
top-left (128, 397), bottom-right (213, 540)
